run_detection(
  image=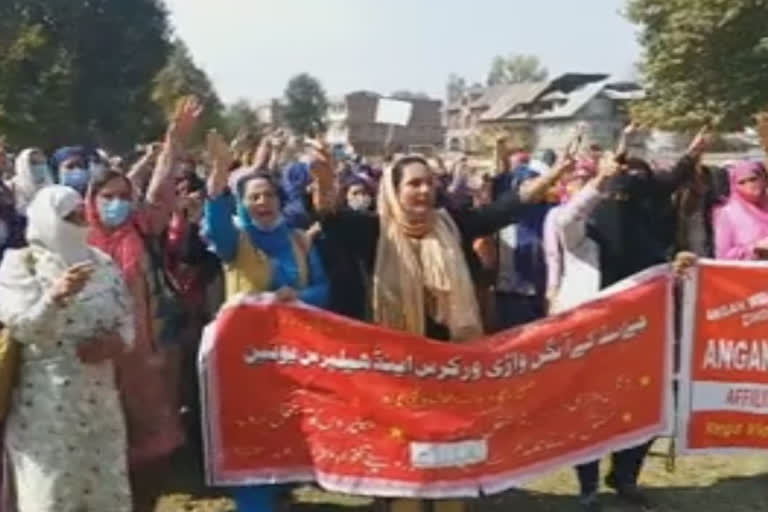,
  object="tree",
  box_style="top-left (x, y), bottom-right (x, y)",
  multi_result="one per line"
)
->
top-left (283, 73), bottom-right (329, 136)
top-left (152, 39), bottom-right (223, 143)
top-left (390, 90), bottom-right (431, 100)
top-left (0, 0), bottom-right (172, 150)
top-left (446, 73), bottom-right (467, 103)
top-left (486, 54), bottom-right (548, 86)
top-left (627, 0), bottom-right (768, 131)
top-left (221, 99), bottom-right (263, 139)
